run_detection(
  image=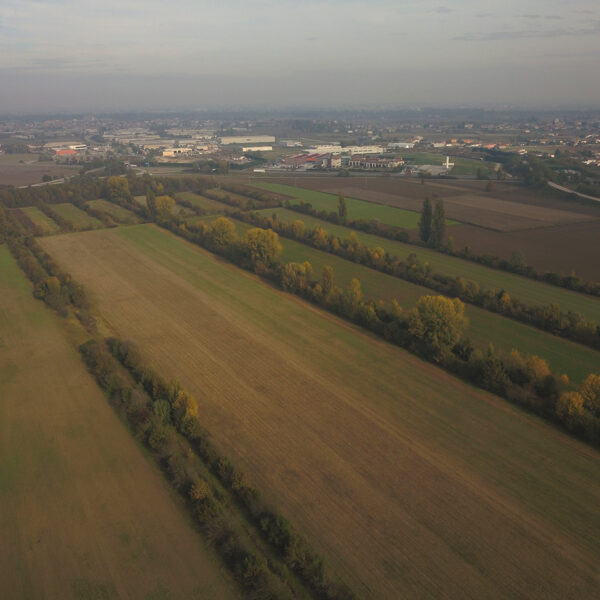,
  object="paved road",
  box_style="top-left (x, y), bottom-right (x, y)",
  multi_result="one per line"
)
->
top-left (547, 181), bottom-right (600, 203)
